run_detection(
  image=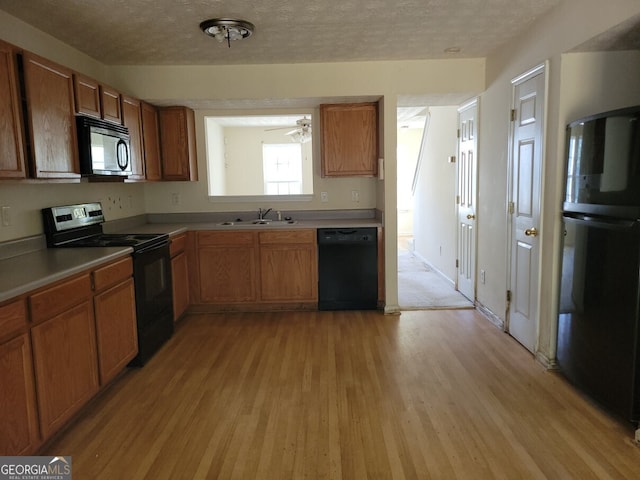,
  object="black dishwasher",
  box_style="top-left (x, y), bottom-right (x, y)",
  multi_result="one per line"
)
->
top-left (318, 228), bottom-right (378, 310)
